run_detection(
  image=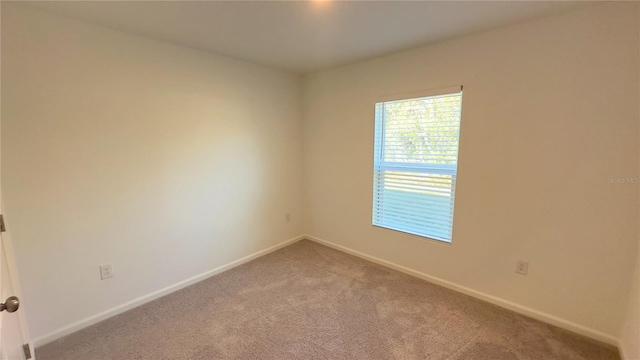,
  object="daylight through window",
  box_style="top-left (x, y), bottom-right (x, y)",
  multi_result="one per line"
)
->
top-left (372, 88), bottom-right (463, 242)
